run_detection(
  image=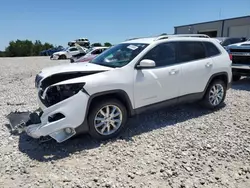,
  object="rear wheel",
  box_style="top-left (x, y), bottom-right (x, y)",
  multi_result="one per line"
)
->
top-left (201, 79), bottom-right (226, 109)
top-left (88, 99), bottom-right (128, 140)
top-left (232, 75), bottom-right (241, 82)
